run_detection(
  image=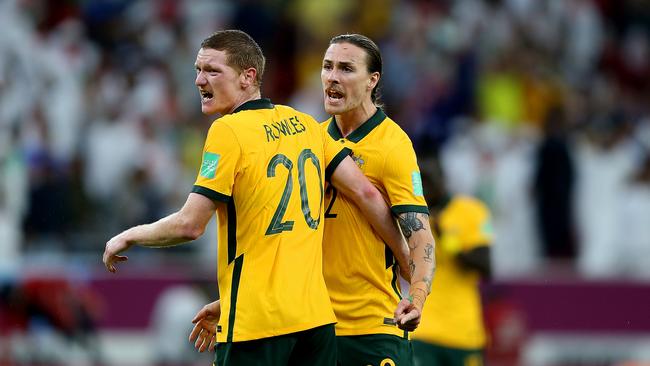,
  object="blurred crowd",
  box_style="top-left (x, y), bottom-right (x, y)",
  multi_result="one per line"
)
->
top-left (0, 0), bottom-right (649, 282)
